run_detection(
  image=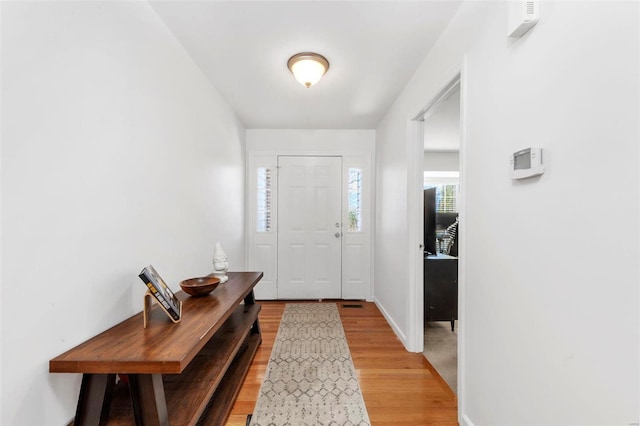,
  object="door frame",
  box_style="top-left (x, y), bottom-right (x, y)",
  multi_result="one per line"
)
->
top-left (406, 60), bottom-right (467, 417)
